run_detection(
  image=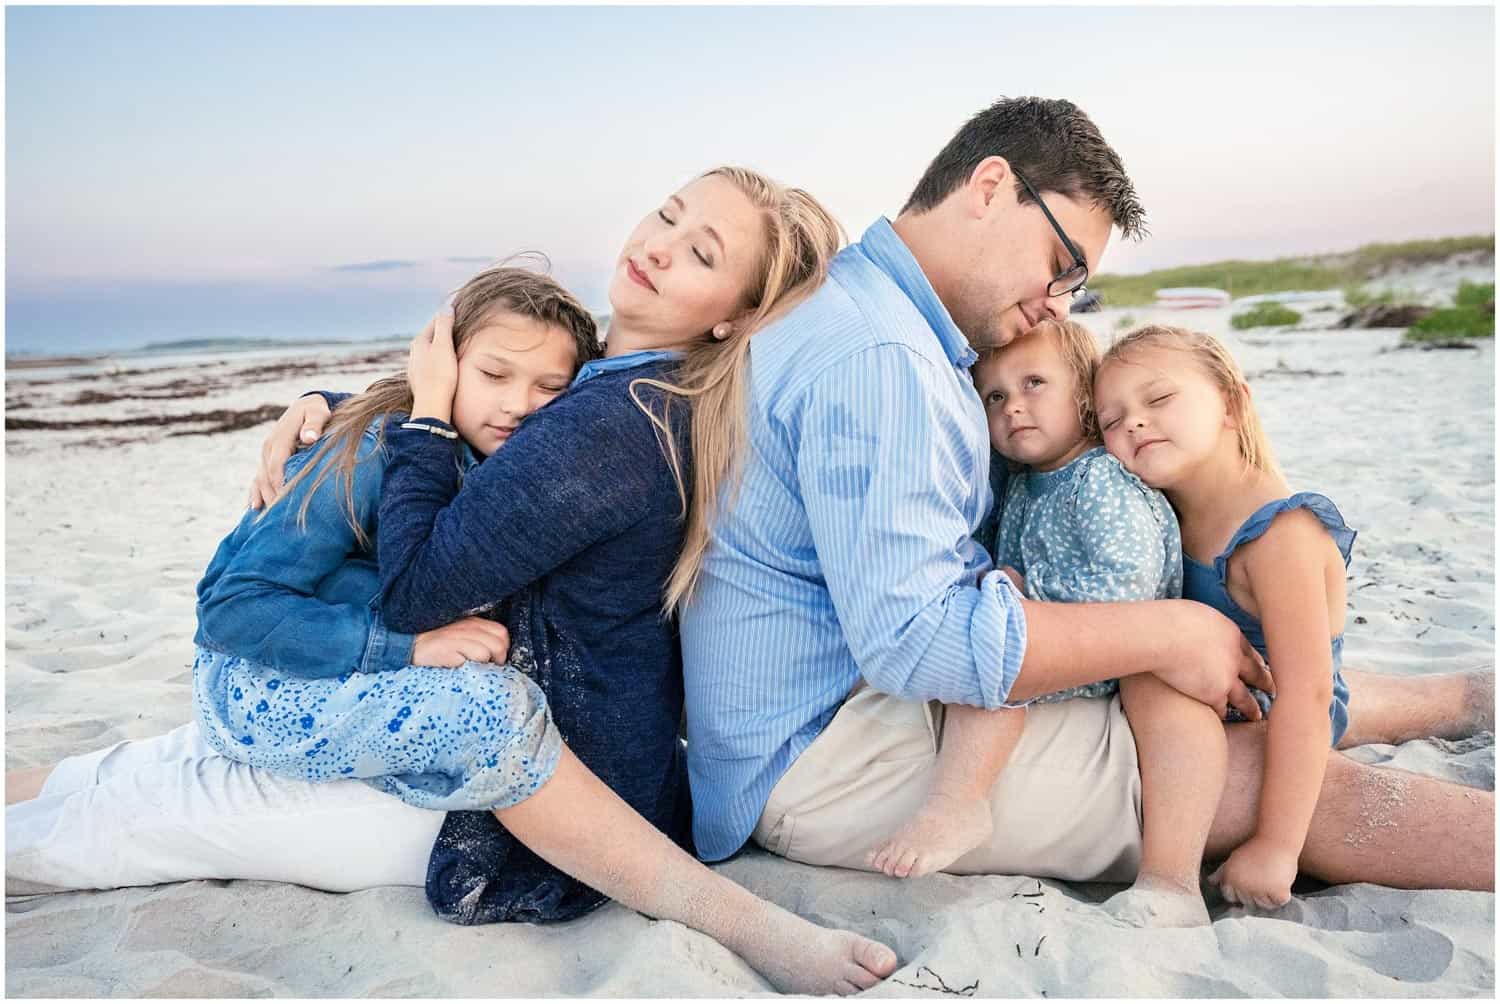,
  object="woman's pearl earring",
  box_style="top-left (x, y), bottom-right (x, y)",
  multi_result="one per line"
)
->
top-left (712, 323), bottom-right (733, 340)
